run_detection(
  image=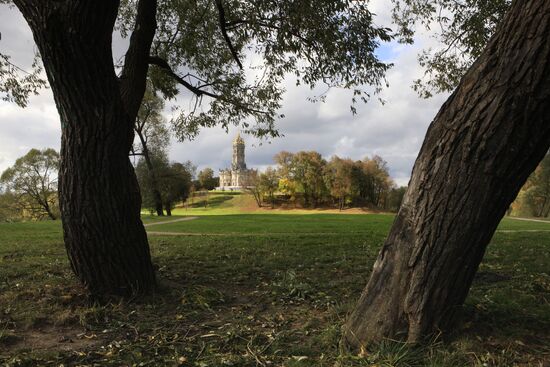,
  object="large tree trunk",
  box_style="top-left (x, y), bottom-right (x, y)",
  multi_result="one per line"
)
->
top-left (15, 1), bottom-right (157, 297)
top-left (344, 0), bottom-right (550, 347)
